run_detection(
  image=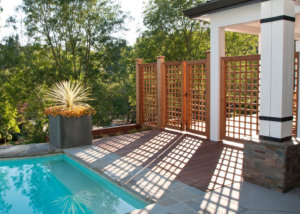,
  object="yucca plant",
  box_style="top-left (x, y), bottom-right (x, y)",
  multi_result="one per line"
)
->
top-left (46, 81), bottom-right (91, 108)
top-left (44, 81), bottom-right (95, 117)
